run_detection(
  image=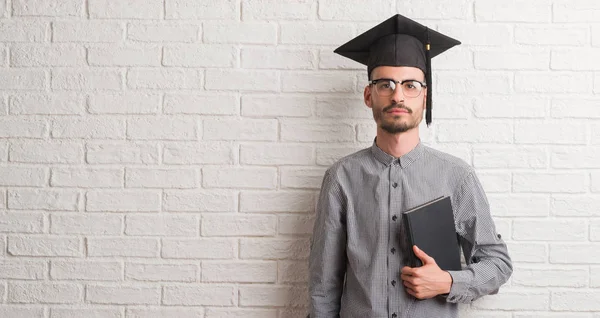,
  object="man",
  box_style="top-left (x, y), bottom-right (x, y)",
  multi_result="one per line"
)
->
top-left (308, 14), bottom-right (512, 318)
